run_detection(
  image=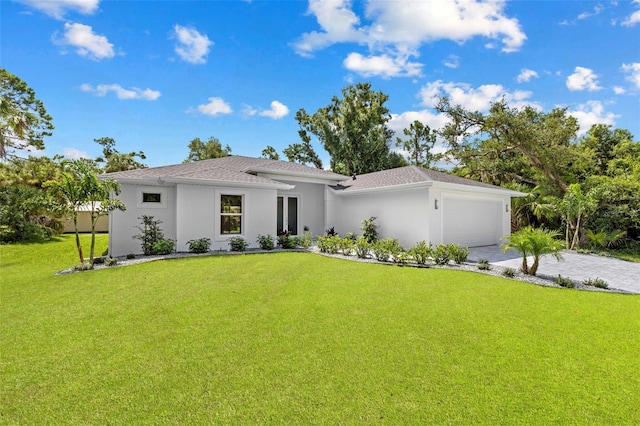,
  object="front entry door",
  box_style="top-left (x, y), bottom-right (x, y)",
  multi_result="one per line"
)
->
top-left (277, 196), bottom-right (298, 235)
